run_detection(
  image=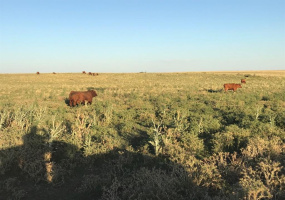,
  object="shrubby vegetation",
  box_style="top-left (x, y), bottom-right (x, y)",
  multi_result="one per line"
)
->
top-left (0, 71), bottom-right (285, 199)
